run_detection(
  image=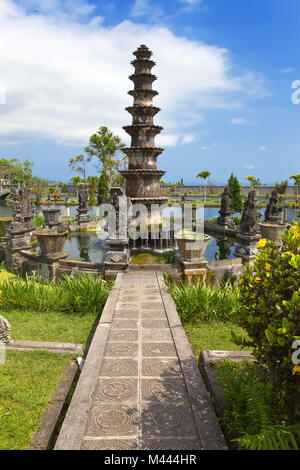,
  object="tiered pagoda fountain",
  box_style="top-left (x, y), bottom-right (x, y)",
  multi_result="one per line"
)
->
top-left (121, 44), bottom-right (167, 208)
